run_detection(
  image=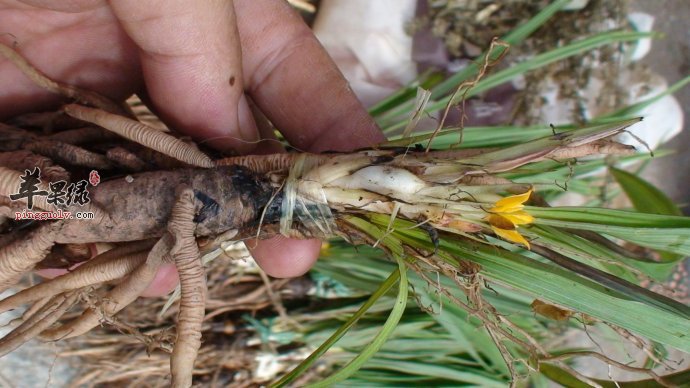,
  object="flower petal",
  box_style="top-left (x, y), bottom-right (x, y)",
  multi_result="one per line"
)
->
top-left (486, 214), bottom-right (516, 230)
top-left (492, 226), bottom-right (530, 249)
top-left (490, 189), bottom-right (533, 213)
top-left (502, 211), bottom-right (534, 226)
